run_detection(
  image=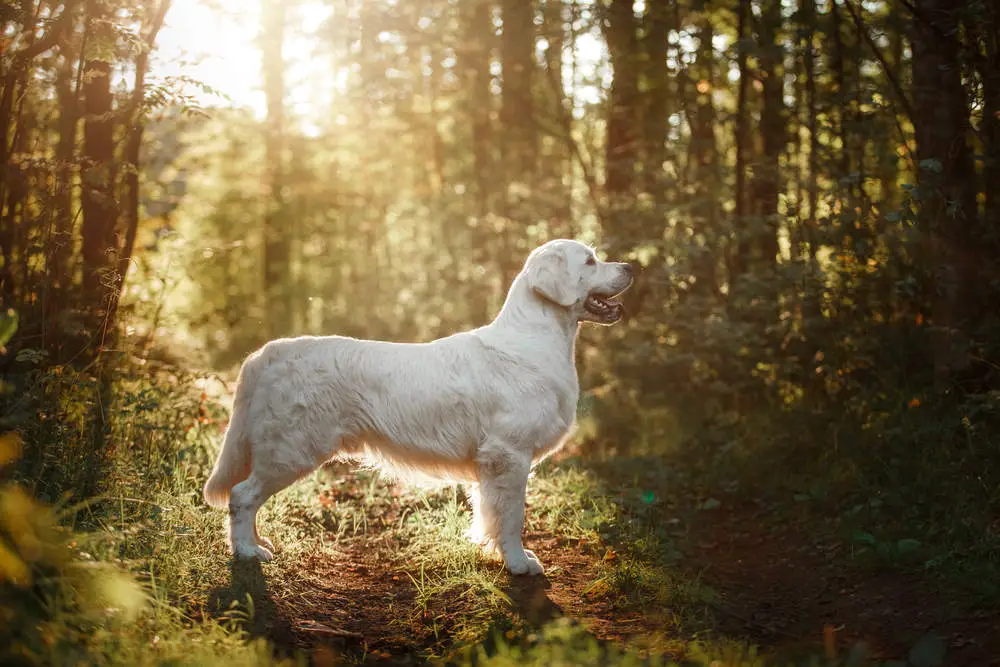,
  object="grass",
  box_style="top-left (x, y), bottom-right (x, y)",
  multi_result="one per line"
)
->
top-left (3, 361), bottom-right (990, 667)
